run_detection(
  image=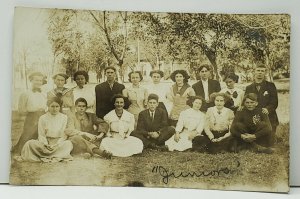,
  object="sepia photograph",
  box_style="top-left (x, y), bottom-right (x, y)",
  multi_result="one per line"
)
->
top-left (10, 7), bottom-right (290, 192)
